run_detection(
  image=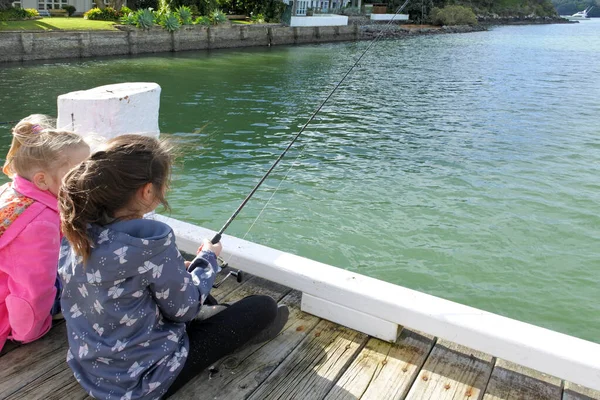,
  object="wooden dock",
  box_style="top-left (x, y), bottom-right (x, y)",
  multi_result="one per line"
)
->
top-left (1, 268), bottom-right (599, 400)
